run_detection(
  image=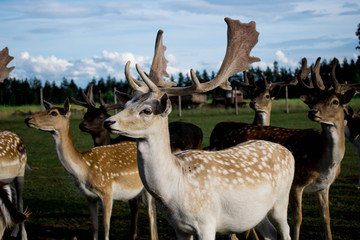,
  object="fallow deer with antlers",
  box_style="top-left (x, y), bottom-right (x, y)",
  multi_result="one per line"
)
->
top-left (0, 47), bottom-right (28, 240)
top-left (105, 18), bottom-right (295, 240)
top-left (25, 99), bottom-right (158, 240)
top-left (208, 57), bottom-right (360, 240)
